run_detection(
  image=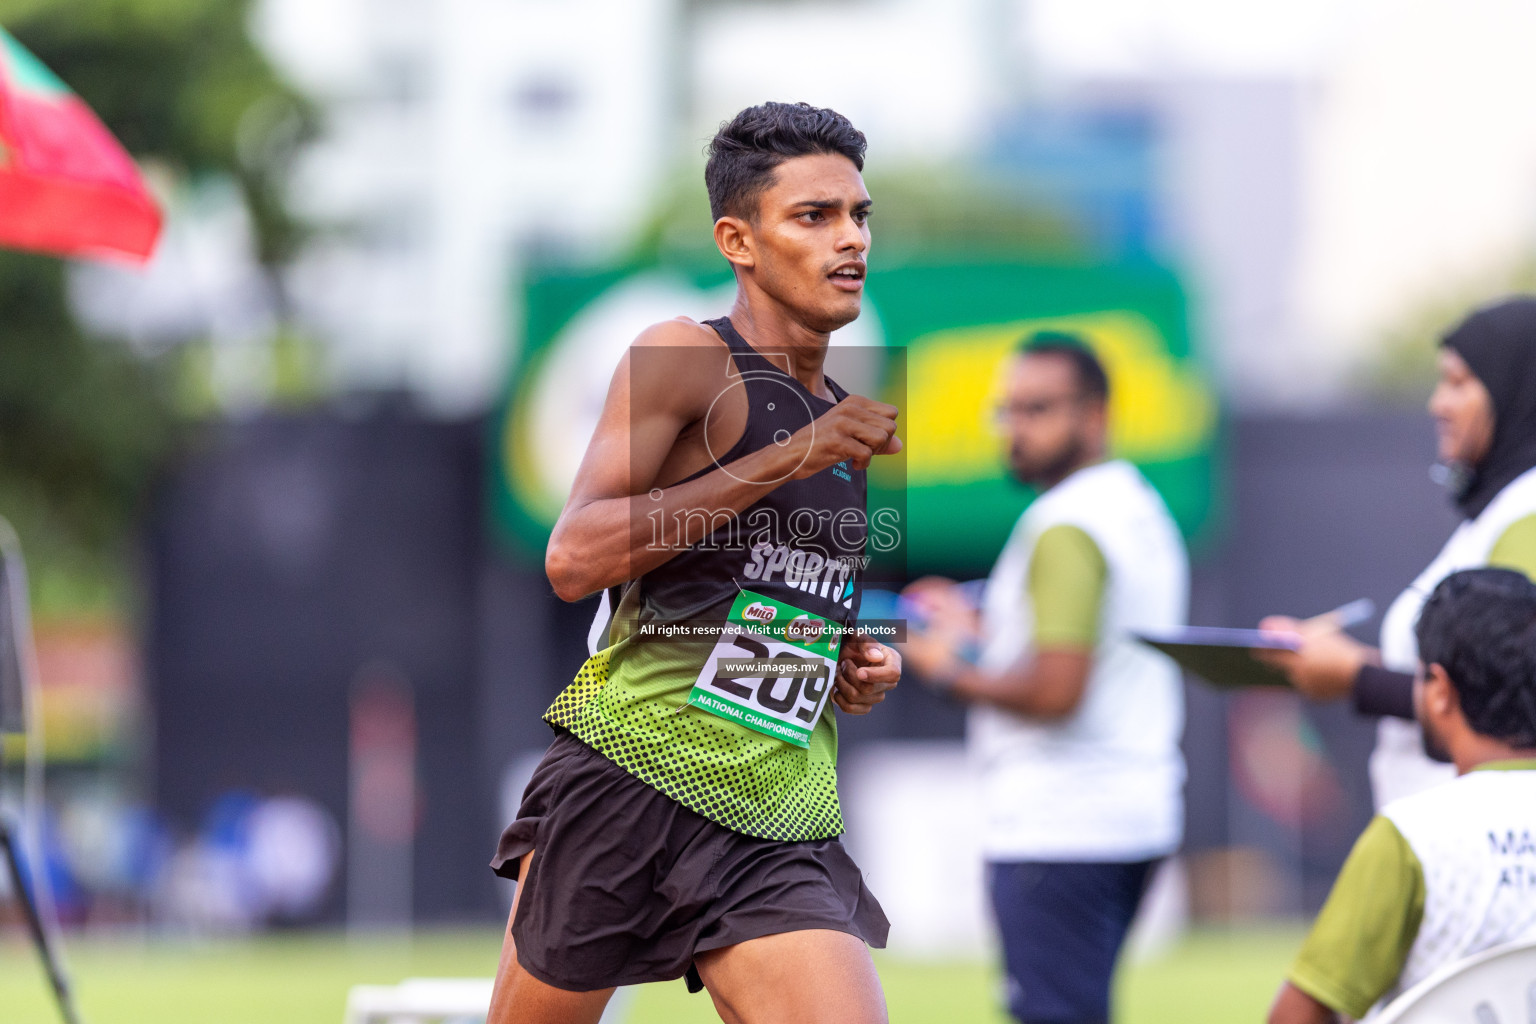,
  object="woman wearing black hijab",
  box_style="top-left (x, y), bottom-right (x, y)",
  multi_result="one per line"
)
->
top-left (1260, 296), bottom-right (1536, 807)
